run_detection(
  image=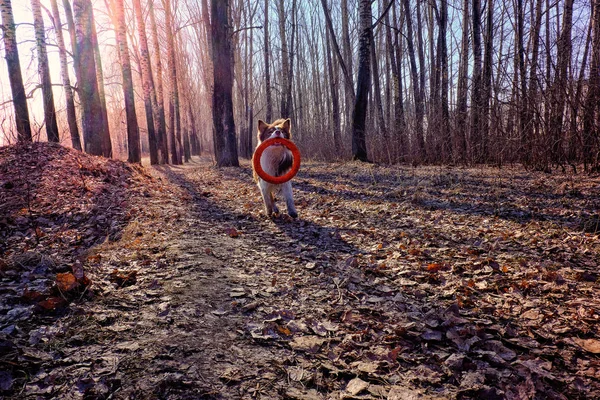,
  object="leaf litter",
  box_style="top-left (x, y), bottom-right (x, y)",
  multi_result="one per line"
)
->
top-left (0, 143), bottom-right (599, 398)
